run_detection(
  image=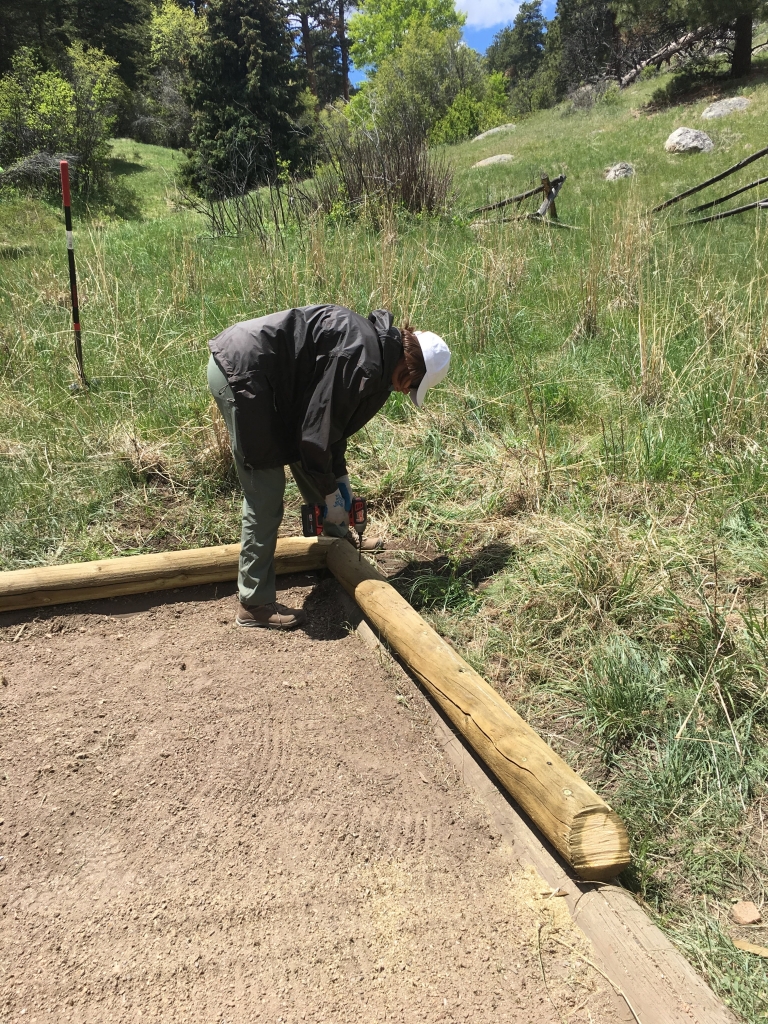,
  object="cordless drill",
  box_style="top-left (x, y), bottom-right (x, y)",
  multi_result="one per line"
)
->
top-left (301, 497), bottom-right (368, 558)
